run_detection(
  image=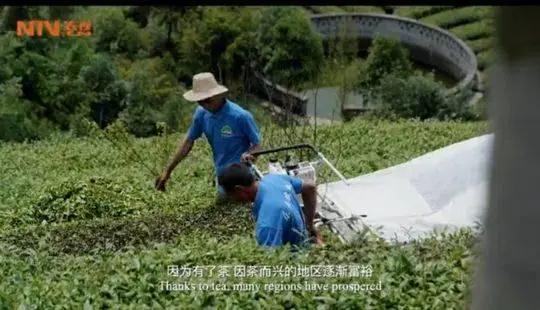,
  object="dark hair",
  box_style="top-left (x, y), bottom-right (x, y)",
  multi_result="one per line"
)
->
top-left (218, 163), bottom-right (255, 192)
